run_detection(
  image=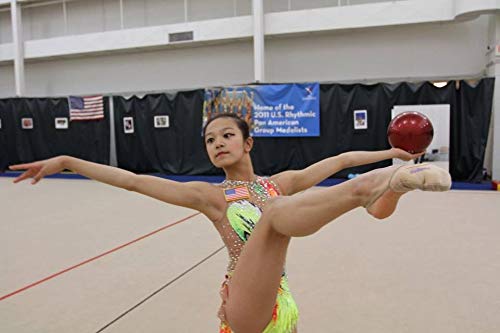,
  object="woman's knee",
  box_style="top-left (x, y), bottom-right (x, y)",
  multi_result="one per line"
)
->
top-left (263, 196), bottom-right (321, 237)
